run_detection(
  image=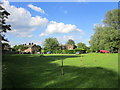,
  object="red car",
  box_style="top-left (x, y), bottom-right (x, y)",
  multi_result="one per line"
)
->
top-left (100, 50), bottom-right (109, 53)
